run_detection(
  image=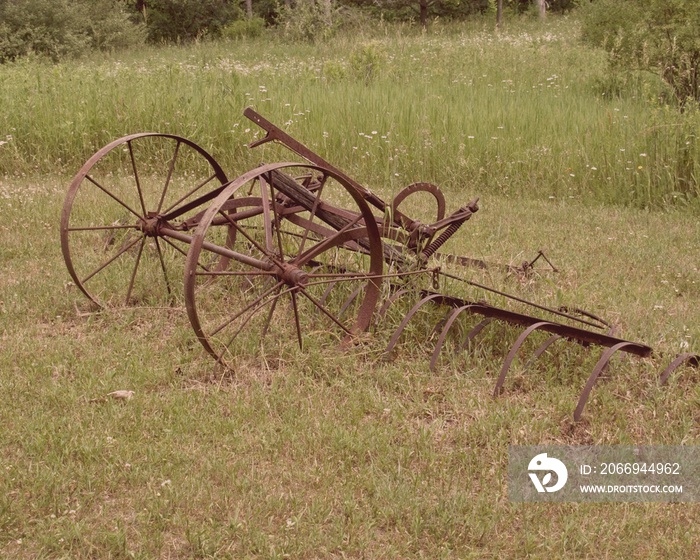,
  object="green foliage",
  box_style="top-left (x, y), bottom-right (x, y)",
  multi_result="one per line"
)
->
top-left (141, 0), bottom-right (241, 43)
top-left (581, 0), bottom-right (700, 107)
top-left (348, 41), bottom-right (386, 84)
top-left (342, 0), bottom-right (490, 23)
top-left (276, 0), bottom-right (337, 43)
top-left (0, 0), bottom-right (145, 62)
top-left (221, 17), bottom-right (266, 40)
top-left (321, 59), bottom-right (347, 81)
